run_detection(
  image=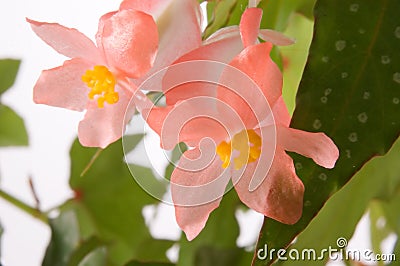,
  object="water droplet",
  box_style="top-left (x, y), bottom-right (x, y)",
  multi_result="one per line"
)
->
top-left (395, 26), bottom-right (400, 39)
top-left (349, 3), bottom-right (359, 12)
top-left (381, 55), bottom-right (391, 64)
top-left (348, 132), bottom-right (358, 143)
top-left (376, 217), bottom-right (386, 229)
top-left (320, 96), bottom-right (328, 104)
top-left (335, 40), bottom-right (346, 51)
top-left (363, 91), bottom-right (370, 100)
top-left (313, 119), bottom-right (322, 130)
top-left (324, 88), bottom-right (332, 96)
top-left (319, 173), bottom-right (328, 181)
top-left (304, 200), bottom-right (312, 207)
top-left (393, 97), bottom-right (400, 104)
top-left (359, 28), bottom-right (366, 34)
top-left (357, 112), bottom-right (368, 123)
top-left (352, 44), bottom-right (357, 48)
top-left (322, 56), bottom-right (329, 63)
top-left (295, 162), bottom-right (303, 170)
top-left (393, 72), bottom-right (400, 84)
top-left (345, 149), bottom-right (351, 158)
top-left (341, 72), bottom-right (348, 79)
